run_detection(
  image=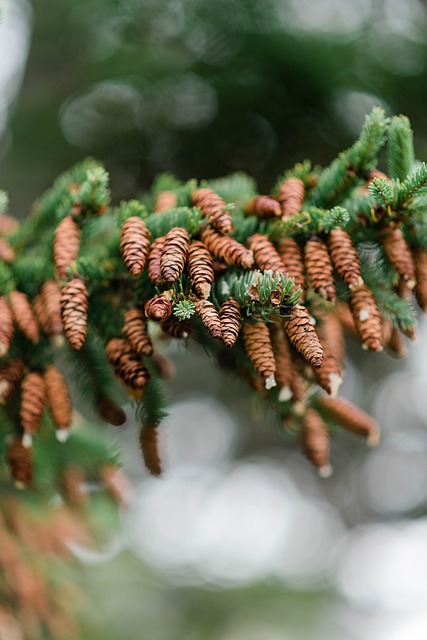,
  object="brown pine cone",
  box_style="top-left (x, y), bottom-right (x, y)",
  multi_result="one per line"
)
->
top-left (245, 195), bottom-right (281, 218)
top-left (243, 318), bottom-right (276, 388)
top-left (317, 395), bottom-right (380, 446)
top-left (219, 298), bottom-right (242, 347)
top-left (9, 290), bottom-right (40, 343)
top-left (301, 408), bottom-right (332, 477)
top-left (289, 371), bottom-right (308, 416)
top-left (348, 285), bottom-right (383, 351)
top-left (44, 365), bottom-right (72, 438)
top-left (144, 293), bottom-right (173, 322)
top-left (123, 308), bottom-right (153, 357)
top-left (120, 216), bottom-right (151, 276)
top-left (160, 227), bottom-right (190, 284)
top-left (304, 237), bottom-right (336, 301)
top-left (201, 227), bottom-right (255, 269)
top-left (61, 467), bottom-right (86, 506)
top-left (365, 168), bottom-right (390, 188)
top-left (139, 423), bottom-right (162, 476)
top-left (191, 188), bottom-right (233, 235)
top-left (53, 216), bottom-right (81, 277)
top-left (276, 237), bottom-right (306, 299)
top-left (0, 359), bottom-right (25, 405)
top-left (381, 225), bottom-right (416, 288)
top-left (194, 298), bottom-right (222, 340)
top-left (247, 234), bottom-right (286, 274)
top-left (385, 327), bottom-right (407, 358)
top-left (314, 314), bottom-right (344, 397)
top-left (154, 190), bottom-right (178, 213)
top-left (414, 247), bottom-right (427, 312)
top-left (33, 293), bottom-right (51, 335)
top-left (336, 302), bottom-right (357, 336)
top-left (147, 236), bottom-right (166, 285)
top-left (160, 315), bottom-right (192, 339)
top-left (41, 281), bottom-right (63, 337)
top-left (100, 466), bottom-right (131, 505)
top-left (20, 372), bottom-right (46, 437)
top-left (187, 240), bottom-right (215, 298)
top-left (0, 296), bottom-right (13, 357)
top-left (282, 304), bottom-right (323, 368)
top-left (0, 238), bottom-right (15, 263)
top-left (105, 338), bottom-right (150, 391)
top-left (7, 437), bottom-right (33, 488)
top-left (61, 278), bottom-right (88, 350)
top-left (277, 177), bottom-right (305, 218)
top-left (328, 228), bottom-right (363, 289)
top-left (96, 396), bottom-right (126, 426)
top-left (269, 323), bottom-right (295, 401)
